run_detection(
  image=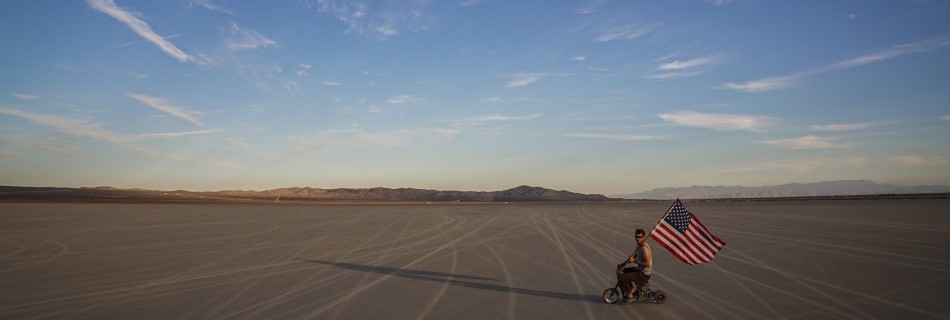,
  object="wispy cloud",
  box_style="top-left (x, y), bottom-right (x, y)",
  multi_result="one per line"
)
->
top-left (504, 73), bottom-right (544, 88)
top-left (296, 64), bottom-right (312, 77)
top-left (723, 75), bottom-right (798, 92)
top-left (128, 93), bottom-right (204, 126)
top-left (757, 135), bottom-right (852, 149)
top-left (106, 34), bottom-right (180, 50)
top-left (0, 107), bottom-right (117, 142)
top-left (723, 157), bottom-right (867, 174)
top-left (658, 110), bottom-right (776, 132)
top-left (351, 128), bottom-right (459, 147)
top-left (35, 139), bottom-right (84, 155)
top-left (705, 0), bottom-right (735, 6)
top-left (575, 0), bottom-right (607, 14)
top-left (87, 0), bottom-right (192, 63)
top-left (657, 57), bottom-right (715, 70)
top-left (650, 55), bottom-right (718, 79)
top-left (810, 122), bottom-right (878, 131)
top-left (888, 154), bottom-right (950, 167)
top-left (450, 113), bottom-right (542, 128)
top-left (459, 0), bottom-right (483, 7)
top-left (648, 71), bottom-right (704, 80)
top-left (594, 23), bottom-right (655, 42)
top-left (122, 129), bottom-right (216, 142)
top-left (458, 113), bottom-right (542, 123)
top-left (725, 36), bottom-right (950, 92)
top-left (188, 0), bottom-right (233, 15)
top-left (315, 0), bottom-right (432, 38)
top-left (11, 93), bottom-right (38, 100)
top-left (941, 115), bottom-right (950, 121)
top-left (567, 133), bottom-right (671, 141)
top-left (291, 127), bottom-right (460, 150)
top-left (387, 95), bottom-right (413, 104)
top-left (0, 107), bottom-right (233, 167)
top-left (227, 23), bottom-right (276, 52)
